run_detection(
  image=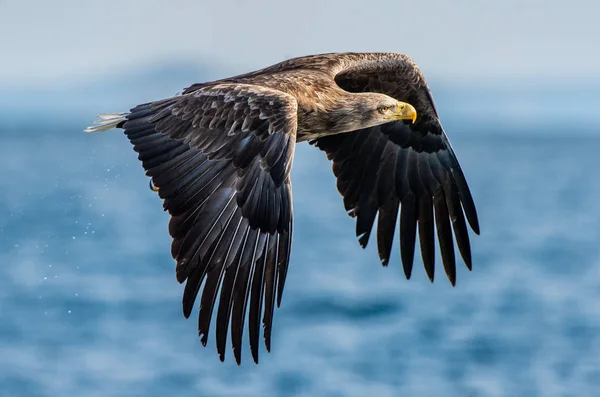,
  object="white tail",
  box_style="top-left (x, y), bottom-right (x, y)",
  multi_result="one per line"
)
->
top-left (84, 113), bottom-right (128, 133)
